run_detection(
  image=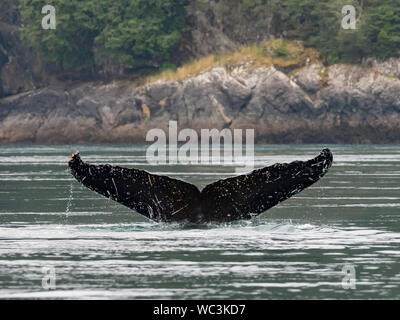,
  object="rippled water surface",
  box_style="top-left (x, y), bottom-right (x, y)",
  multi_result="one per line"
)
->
top-left (0, 145), bottom-right (399, 299)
